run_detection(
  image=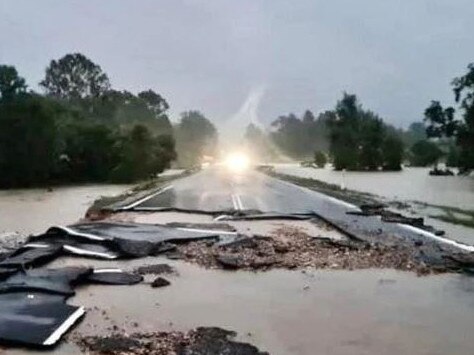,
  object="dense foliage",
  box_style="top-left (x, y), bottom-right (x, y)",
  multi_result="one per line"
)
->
top-left (270, 110), bottom-right (329, 159)
top-left (313, 151), bottom-right (327, 168)
top-left (174, 111), bottom-right (217, 167)
top-left (326, 94), bottom-right (404, 171)
top-left (409, 140), bottom-right (443, 167)
top-left (425, 63), bottom-right (474, 173)
top-left (269, 94), bottom-right (410, 170)
top-left (0, 54), bottom-right (176, 187)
